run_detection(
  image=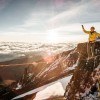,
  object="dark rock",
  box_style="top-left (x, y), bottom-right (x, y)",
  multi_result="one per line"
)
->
top-left (64, 42), bottom-right (100, 100)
